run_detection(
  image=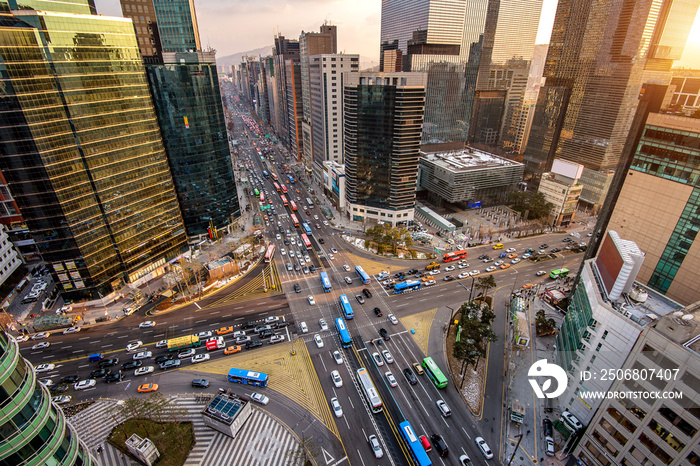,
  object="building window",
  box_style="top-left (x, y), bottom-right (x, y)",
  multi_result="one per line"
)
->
top-left (648, 419), bottom-right (686, 452)
top-left (638, 433), bottom-right (674, 464)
